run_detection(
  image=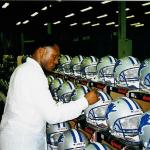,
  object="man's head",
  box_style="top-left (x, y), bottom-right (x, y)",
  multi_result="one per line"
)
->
top-left (32, 35), bottom-right (60, 72)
